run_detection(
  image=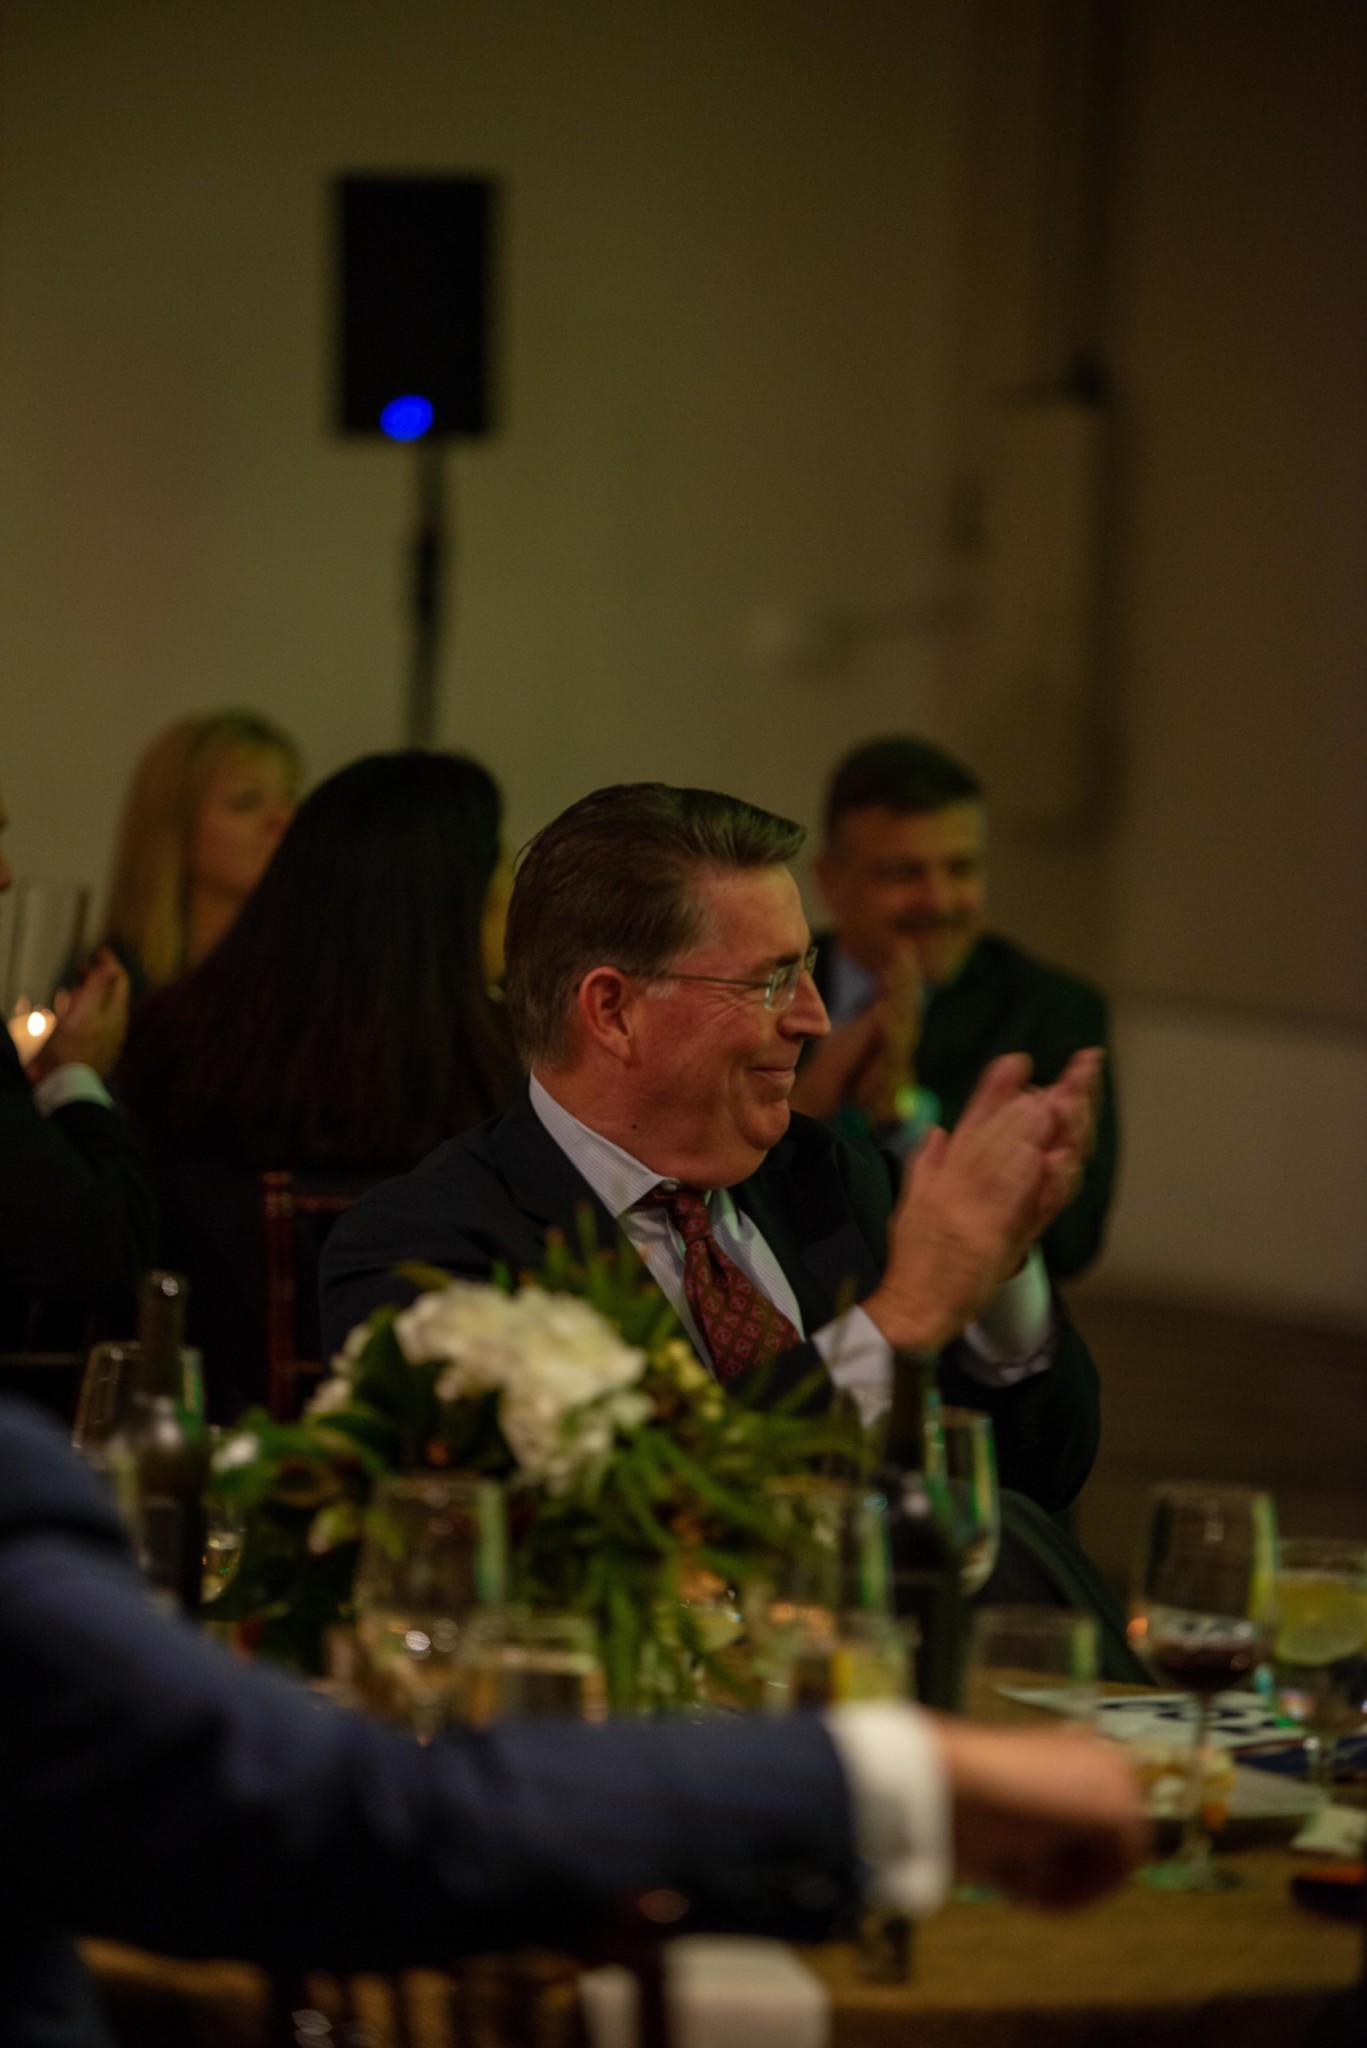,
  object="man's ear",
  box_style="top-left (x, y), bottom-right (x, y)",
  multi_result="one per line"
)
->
top-left (575, 966), bottom-right (639, 1065)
